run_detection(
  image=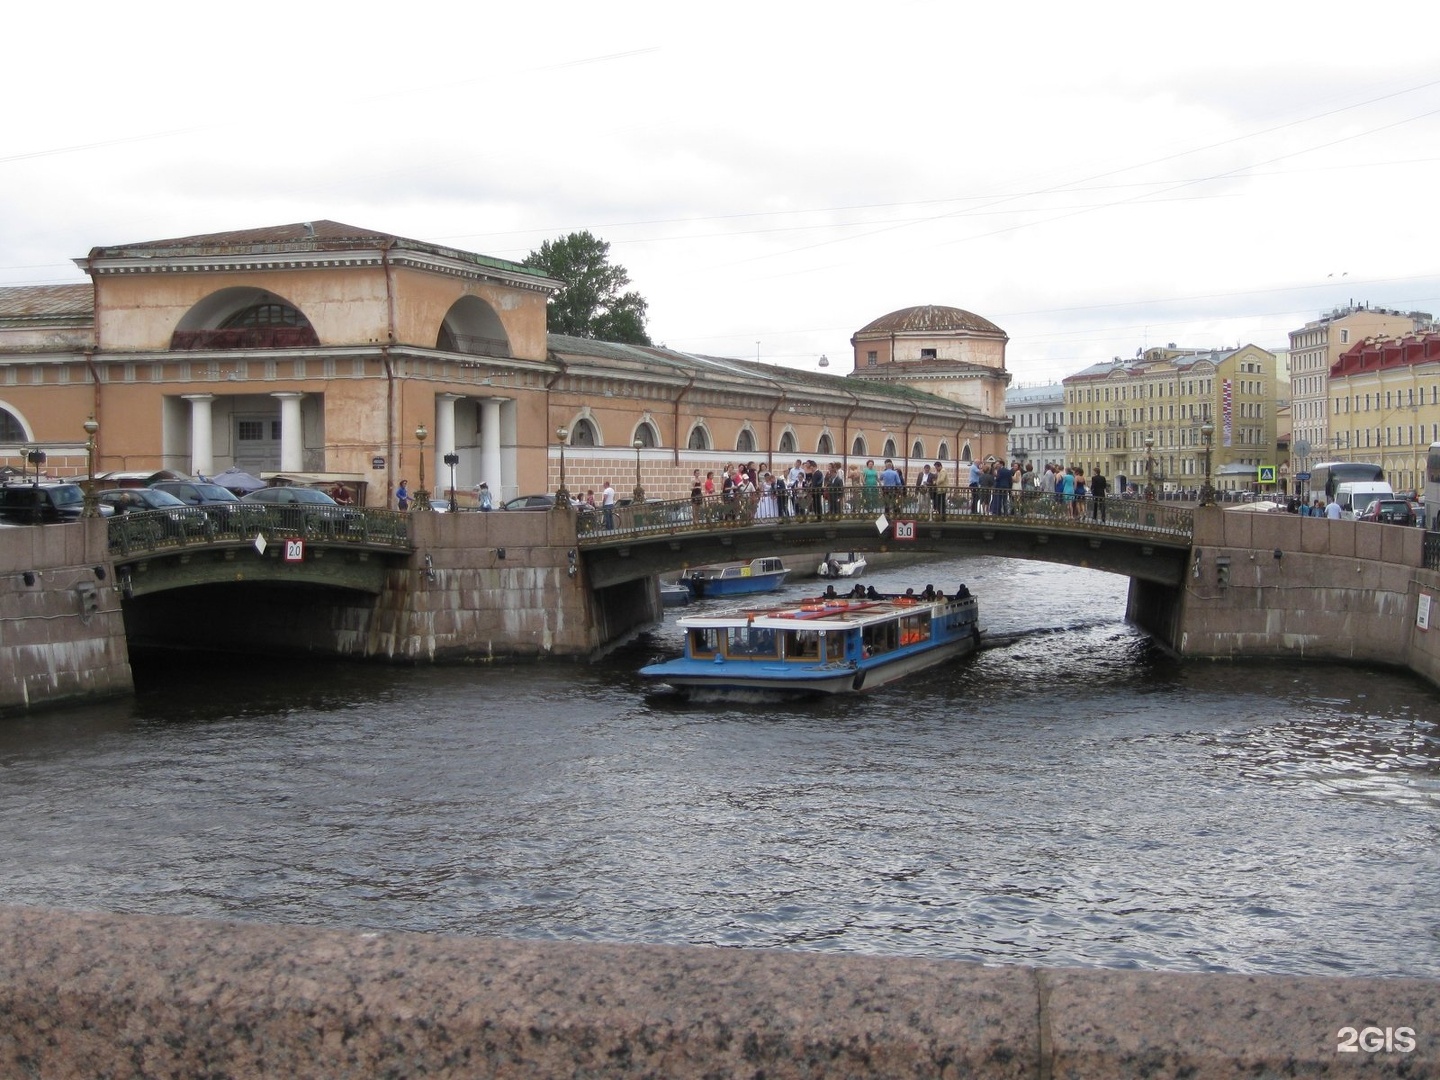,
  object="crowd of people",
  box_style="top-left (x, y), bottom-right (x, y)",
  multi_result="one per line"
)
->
top-left (677, 458), bottom-right (1123, 524)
